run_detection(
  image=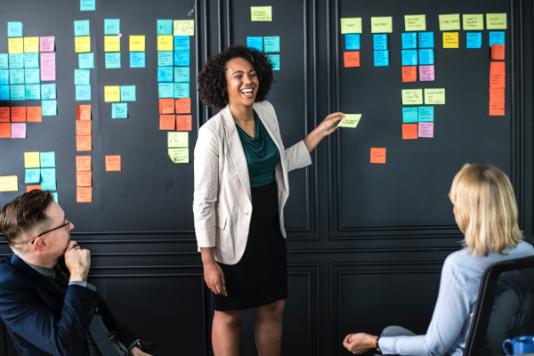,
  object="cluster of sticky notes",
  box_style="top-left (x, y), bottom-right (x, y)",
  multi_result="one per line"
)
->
top-left (103, 85), bottom-right (136, 119)
top-left (401, 32), bottom-right (435, 82)
top-left (104, 19), bottom-right (122, 69)
top-left (489, 36), bottom-right (506, 116)
top-left (338, 113), bottom-right (362, 128)
top-left (159, 98), bottom-right (192, 131)
top-left (251, 6), bottom-right (272, 22)
top-left (76, 104), bottom-right (92, 151)
top-left (246, 36), bottom-right (281, 71)
top-left (24, 151), bottom-right (58, 200)
top-left (438, 13), bottom-right (507, 49)
top-left (129, 34), bottom-right (146, 68)
top-left (370, 147), bottom-right (386, 164)
top-left (0, 175), bottom-right (18, 192)
top-left (74, 20), bottom-right (94, 96)
top-left (167, 132), bottom-right (189, 163)
top-left (372, 34), bottom-right (389, 67)
top-left (341, 18), bottom-right (362, 68)
top-left (401, 106), bottom-right (435, 138)
top-left (0, 106), bottom-right (43, 139)
top-left (75, 155), bottom-right (92, 203)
